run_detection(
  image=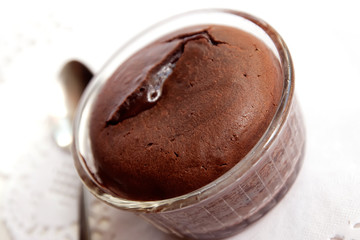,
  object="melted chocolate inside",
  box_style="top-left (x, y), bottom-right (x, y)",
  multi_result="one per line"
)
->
top-left (106, 30), bottom-right (226, 125)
